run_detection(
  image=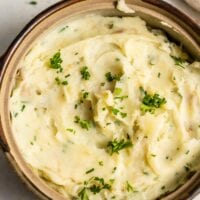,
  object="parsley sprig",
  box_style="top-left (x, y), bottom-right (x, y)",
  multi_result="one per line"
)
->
top-left (140, 87), bottom-right (166, 114)
top-left (170, 55), bottom-right (186, 69)
top-left (107, 138), bottom-right (132, 155)
top-left (78, 176), bottom-right (112, 199)
top-left (105, 72), bottom-right (121, 82)
top-left (80, 66), bottom-right (90, 80)
top-left (74, 116), bottom-right (91, 130)
top-left (50, 51), bottom-right (63, 72)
